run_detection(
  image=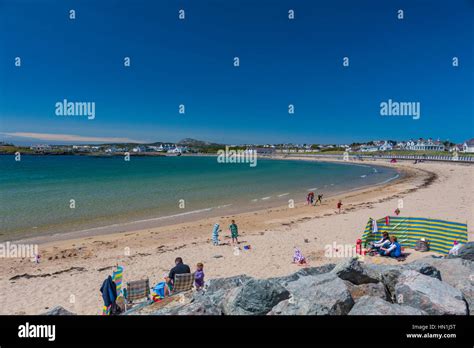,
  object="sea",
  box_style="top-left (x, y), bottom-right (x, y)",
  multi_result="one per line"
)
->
top-left (0, 155), bottom-right (400, 242)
